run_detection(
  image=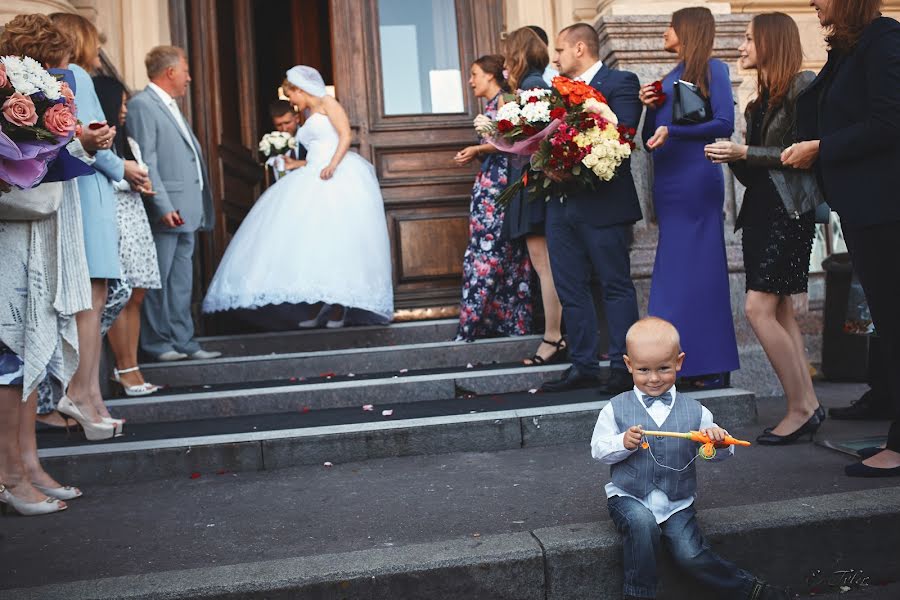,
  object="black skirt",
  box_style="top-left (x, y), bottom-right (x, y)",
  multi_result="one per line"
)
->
top-left (501, 165), bottom-right (546, 241)
top-left (741, 201), bottom-right (815, 295)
